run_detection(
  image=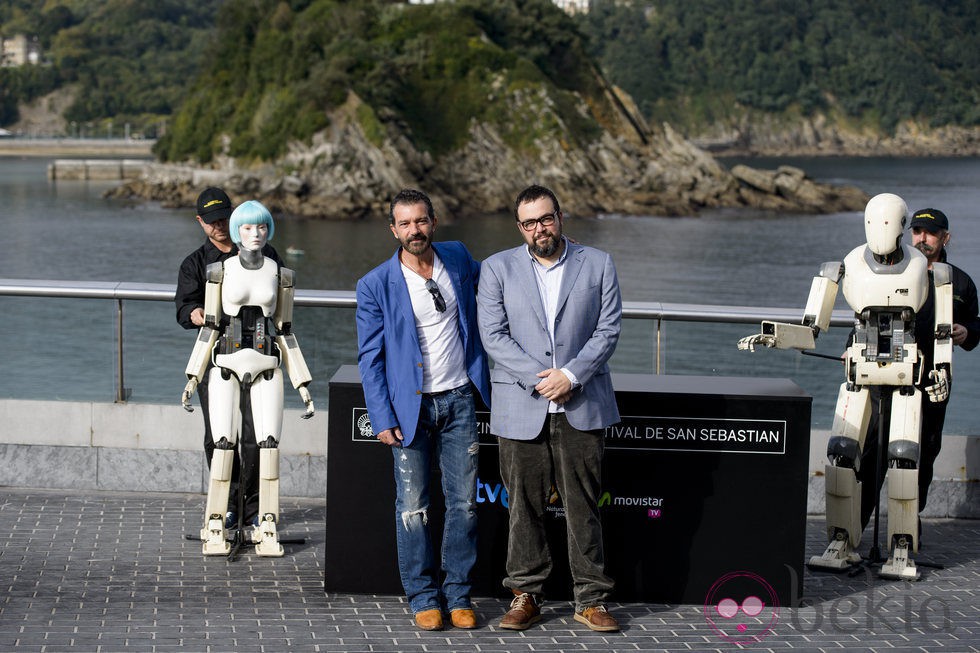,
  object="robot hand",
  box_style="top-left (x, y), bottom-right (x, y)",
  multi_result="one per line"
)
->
top-left (737, 332), bottom-right (776, 352)
top-left (181, 378), bottom-right (199, 412)
top-left (298, 386), bottom-right (315, 419)
top-left (925, 367), bottom-right (950, 403)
